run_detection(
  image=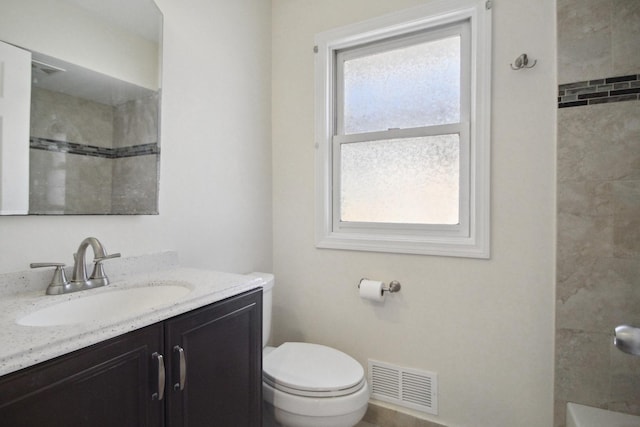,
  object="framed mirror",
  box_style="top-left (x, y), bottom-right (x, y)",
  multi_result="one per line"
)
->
top-left (0, 0), bottom-right (162, 215)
